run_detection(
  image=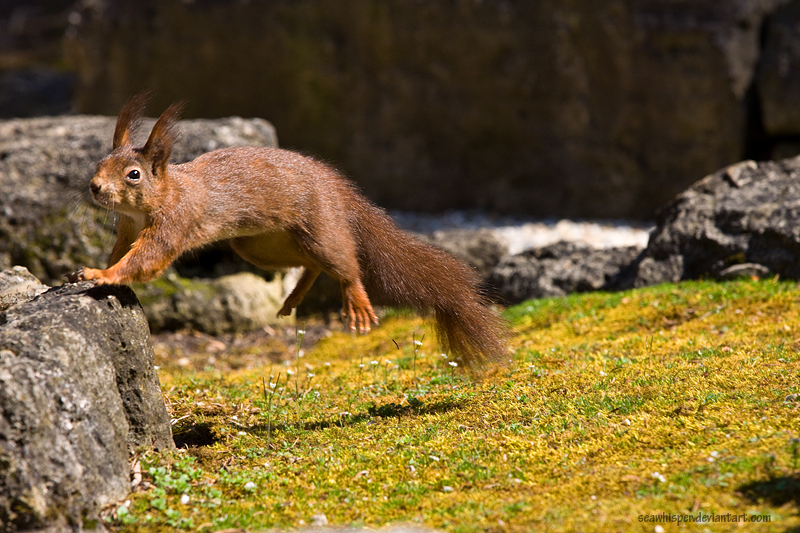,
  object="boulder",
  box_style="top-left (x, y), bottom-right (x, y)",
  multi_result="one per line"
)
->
top-left (420, 229), bottom-right (509, 278)
top-left (489, 241), bottom-right (642, 304)
top-left (0, 270), bottom-right (173, 531)
top-left (619, 157), bottom-right (800, 287)
top-left (134, 271), bottom-right (293, 335)
top-left (0, 114), bottom-right (277, 286)
top-left (0, 265), bottom-right (49, 312)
